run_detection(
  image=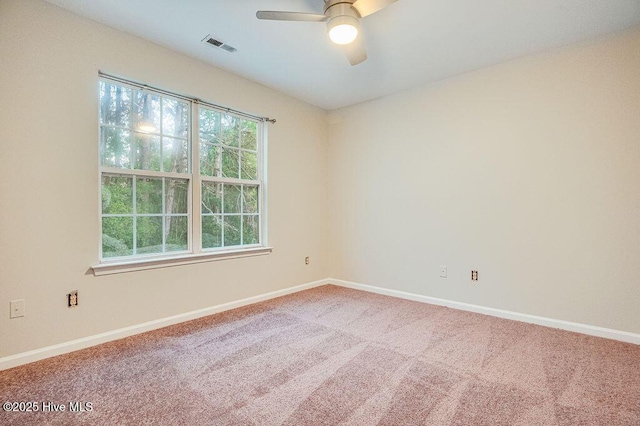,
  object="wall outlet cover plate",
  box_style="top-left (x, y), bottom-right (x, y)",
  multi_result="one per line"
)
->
top-left (10, 299), bottom-right (25, 318)
top-left (439, 266), bottom-right (447, 278)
